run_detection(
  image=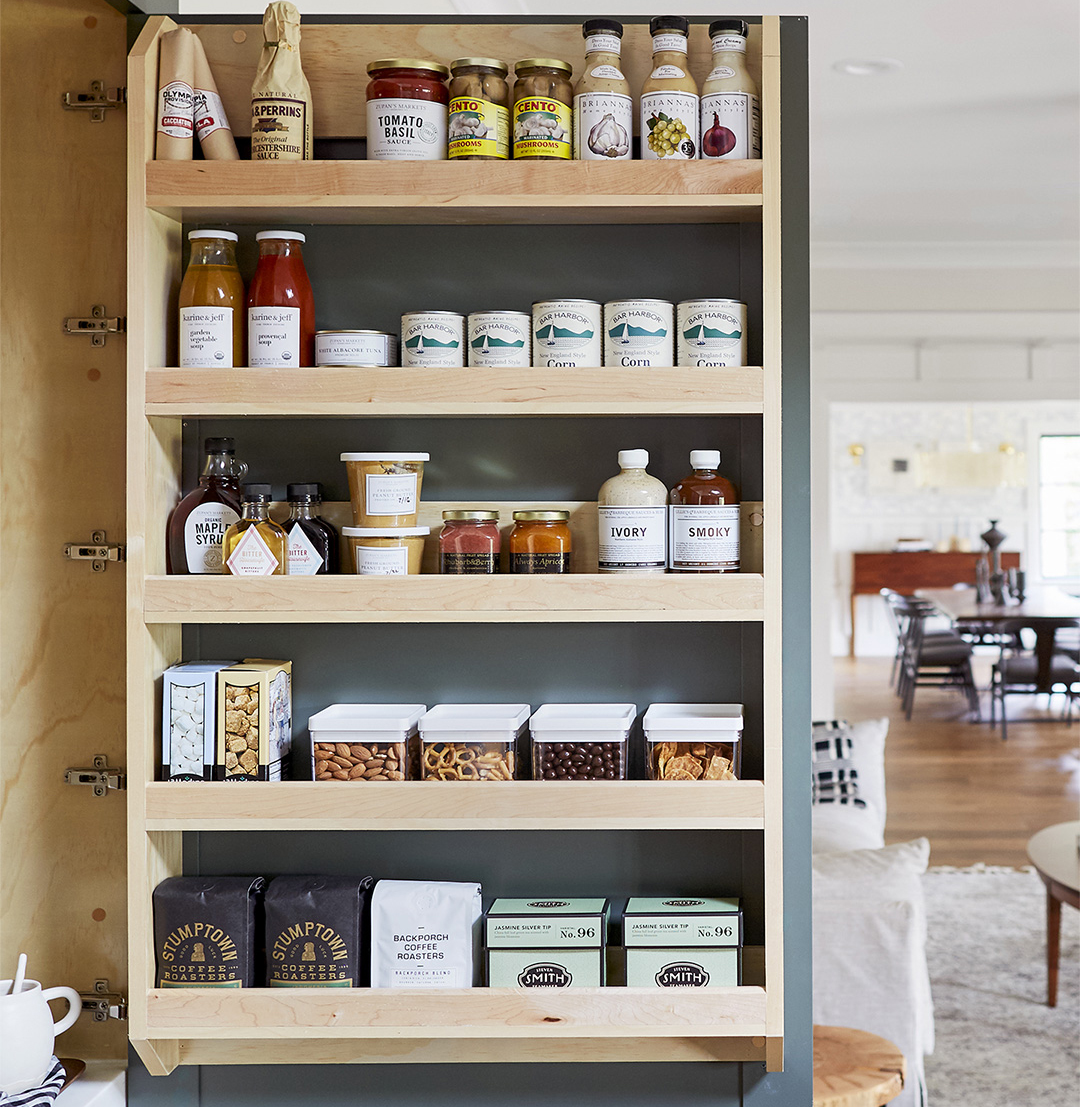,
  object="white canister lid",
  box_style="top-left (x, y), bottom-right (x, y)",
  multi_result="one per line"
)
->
top-left (342, 526), bottom-right (430, 537)
top-left (340, 452), bottom-right (430, 462)
top-left (690, 450), bottom-right (721, 469)
top-left (618, 449), bottom-right (649, 469)
top-left (255, 230), bottom-right (306, 242)
top-left (188, 229), bottom-right (238, 241)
